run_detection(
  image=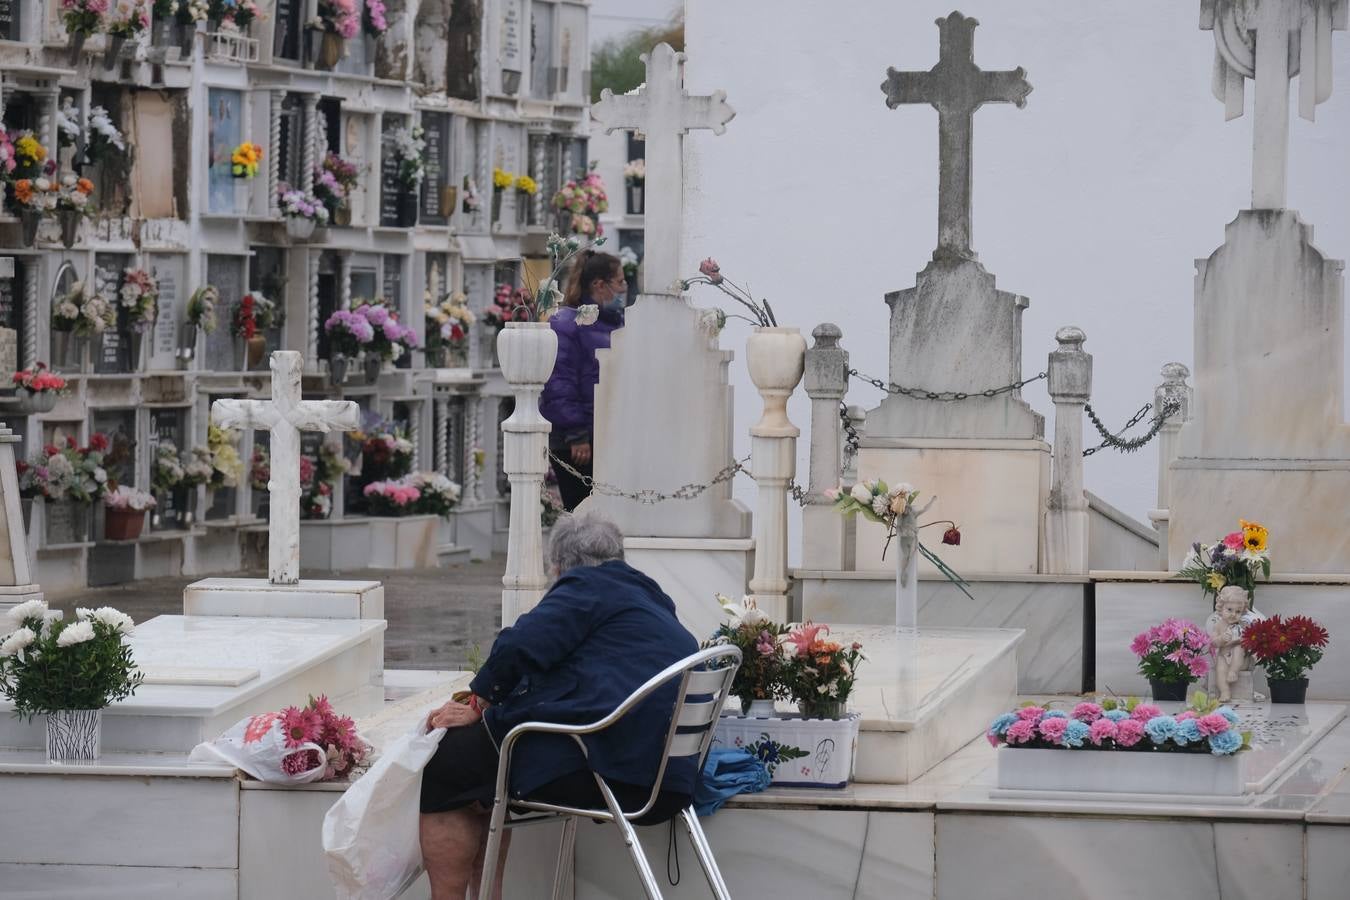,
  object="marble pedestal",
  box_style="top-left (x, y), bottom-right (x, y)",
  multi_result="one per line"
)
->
top-left (184, 577), bottom-right (384, 620)
top-left (0, 582), bottom-right (44, 617)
